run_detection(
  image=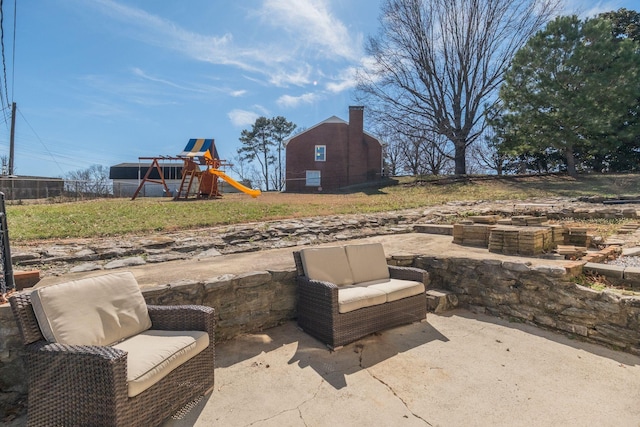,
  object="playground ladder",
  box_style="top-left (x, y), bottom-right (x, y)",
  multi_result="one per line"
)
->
top-left (175, 160), bottom-right (201, 200)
